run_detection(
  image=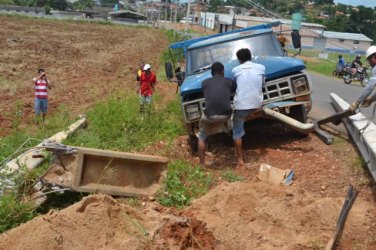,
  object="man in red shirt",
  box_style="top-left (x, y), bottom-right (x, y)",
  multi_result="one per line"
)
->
top-left (136, 64), bottom-right (157, 113)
